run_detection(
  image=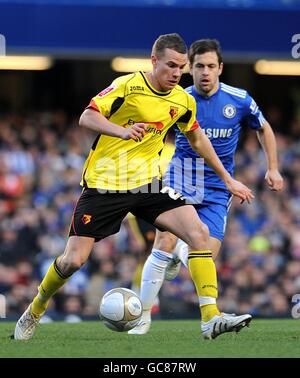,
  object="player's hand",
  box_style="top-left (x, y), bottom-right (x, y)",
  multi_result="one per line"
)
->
top-left (122, 123), bottom-right (147, 142)
top-left (265, 169), bottom-right (284, 191)
top-left (225, 177), bottom-right (255, 204)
